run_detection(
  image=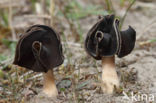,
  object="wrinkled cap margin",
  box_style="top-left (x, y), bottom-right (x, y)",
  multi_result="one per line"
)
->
top-left (13, 25), bottom-right (64, 72)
